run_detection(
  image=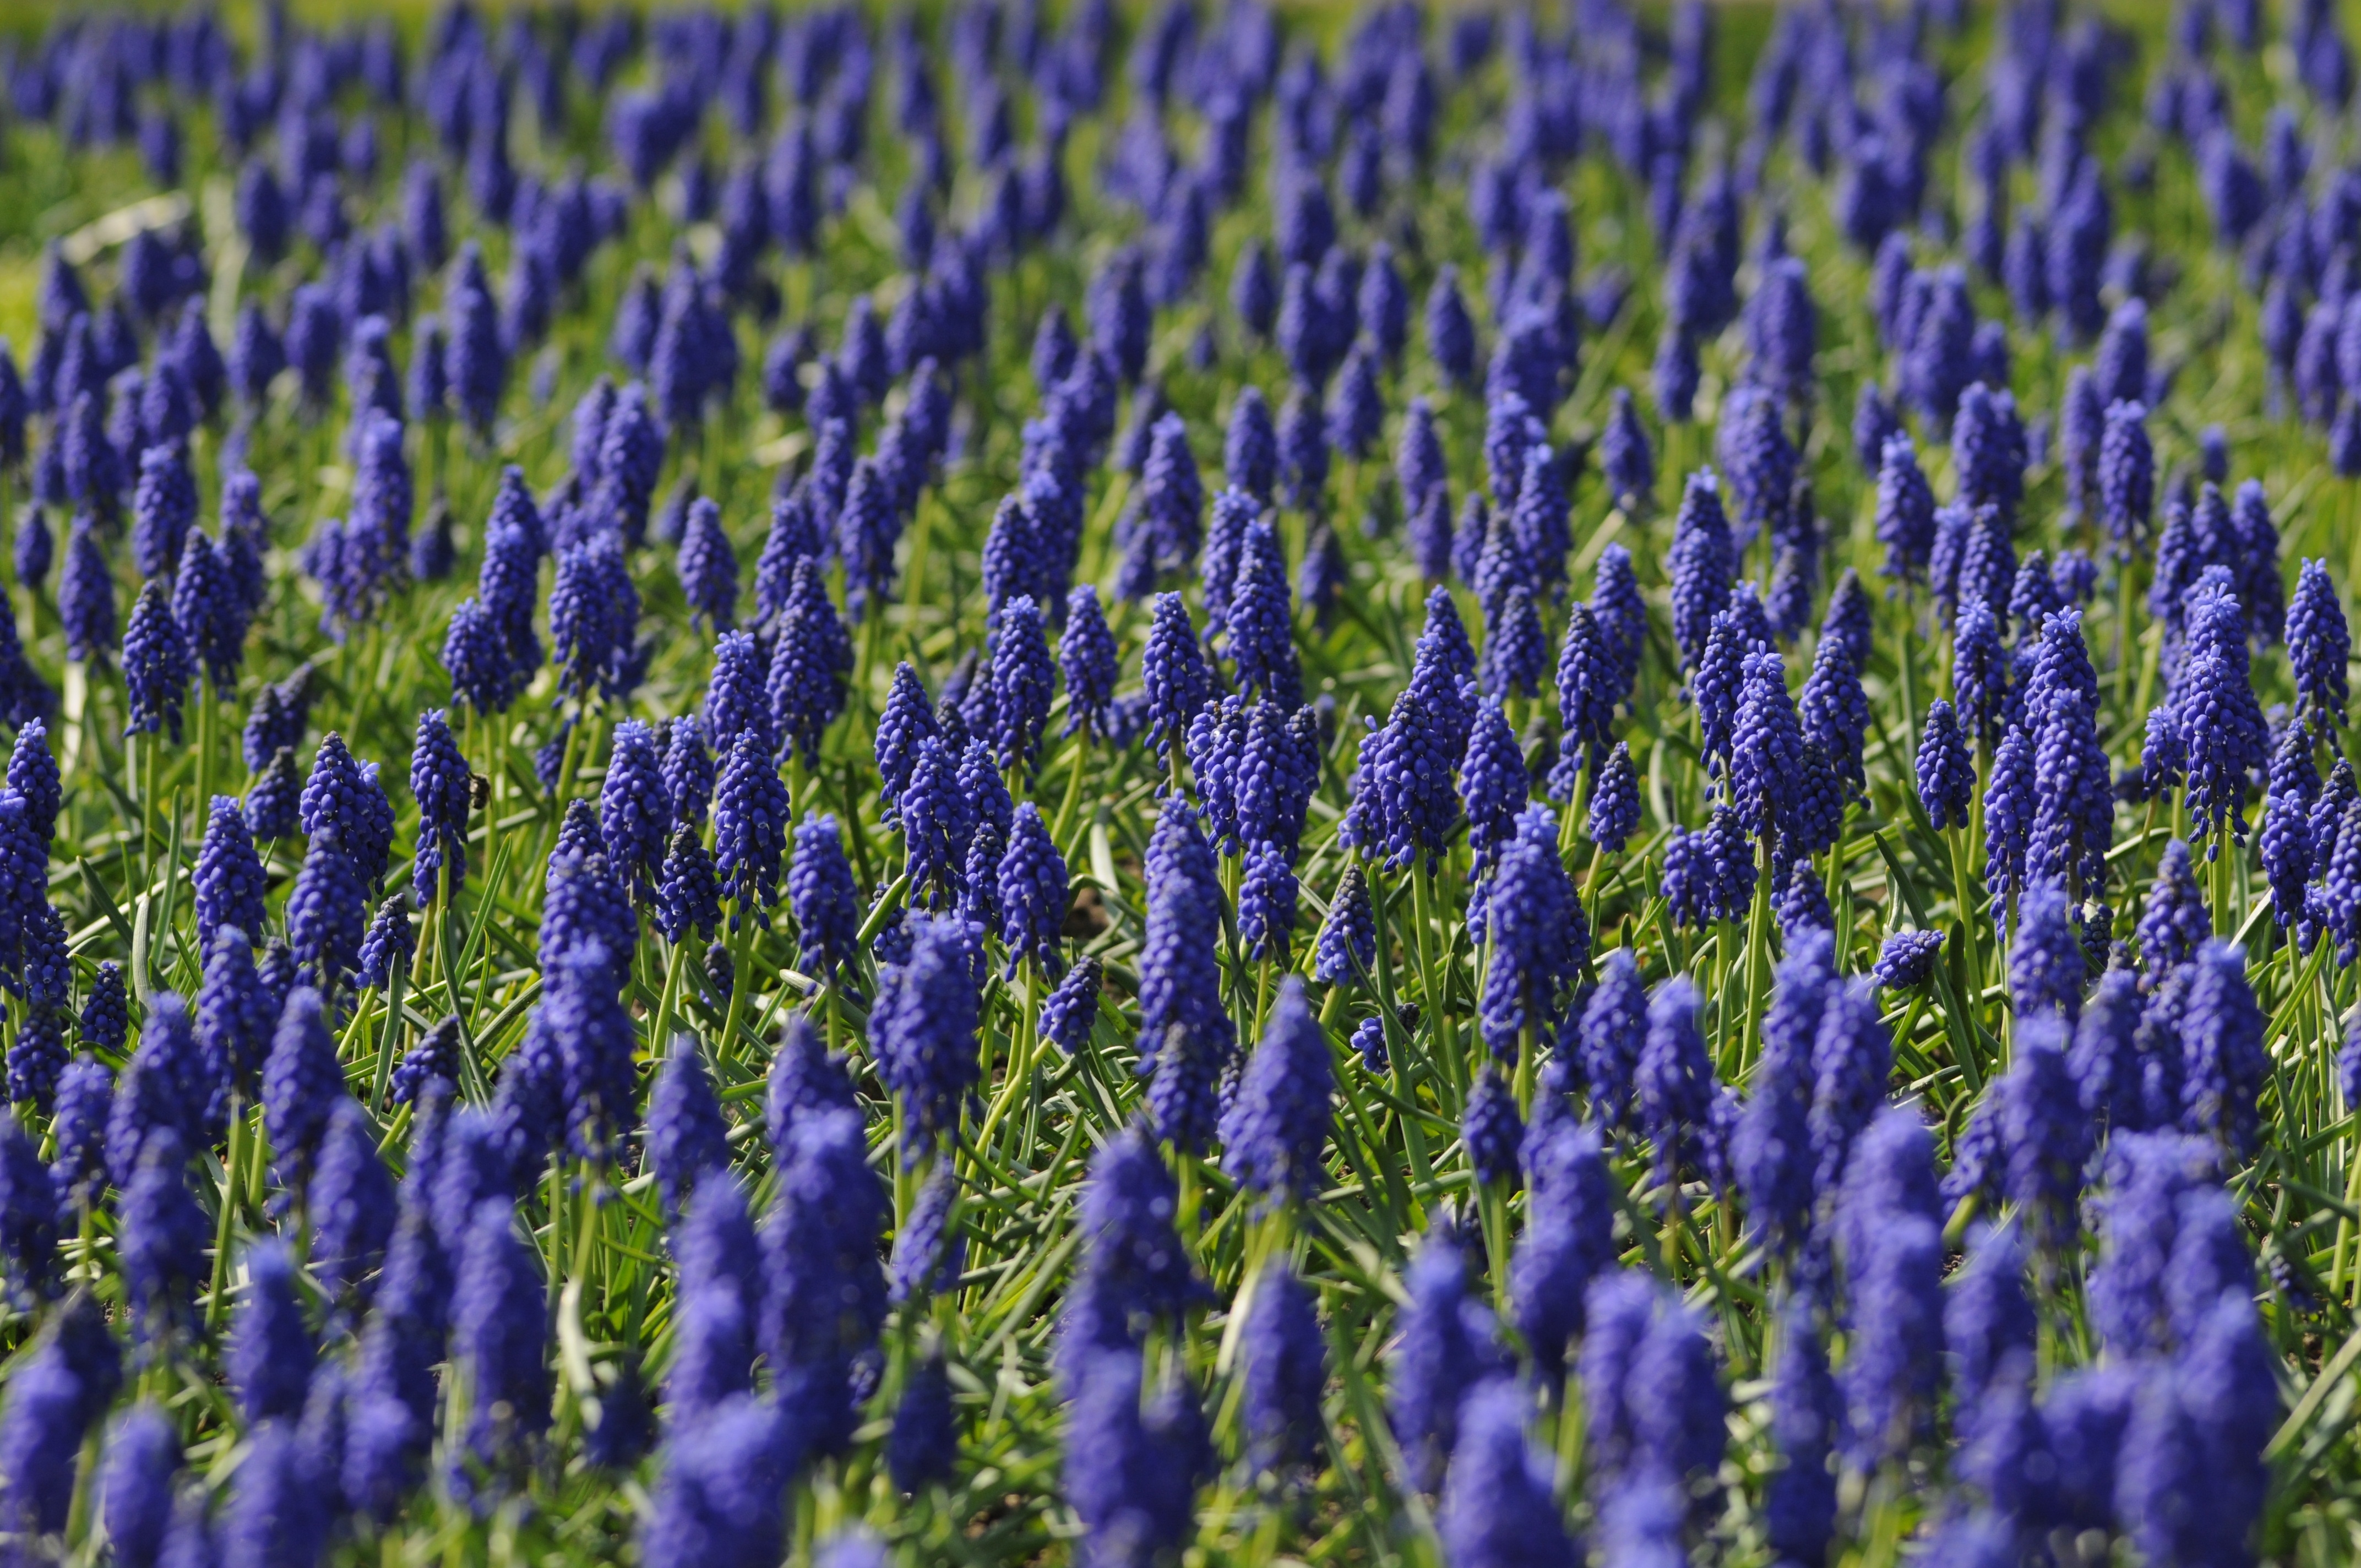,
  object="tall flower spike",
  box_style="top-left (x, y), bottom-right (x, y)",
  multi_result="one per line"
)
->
top-left (1799, 632), bottom-right (1869, 791)
top-left (1580, 1270), bottom-right (1725, 1489)
top-left (2006, 883), bottom-right (2087, 1028)
top-left (48, 1055), bottom-right (112, 1213)
top-left (99, 1403), bottom-right (178, 1568)
top-left (1729, 647), bottom-right (1806, 848)
top-left (2098, 400), bottom-right (2155, 542)
top-left (1239, 1261), bottom-right (1326, 1476)
top-left (1916, 700), bottom-right (1973, 830)
top-left (647, 1038), bottom-right (727, 1222)
top-left (995, 804), bottom-right (1067, 978)
top-left (453, 1197), bottom-right (551, 1462)
top-left (1762, 1297), bottom-right (1840, 1566)
top-left (130, 443), bottom-right (195, 584)
top-left (286, 827), bottom-right (367, 993)
top-left (899, 735), bottom-right (969, 910)
top-left (637, 1395), bottom-right (793, 1566)
top-left (120, 1137), bottom-right (206, 1340)
top-left (661, 716), bottom-right (715, 834)
top-left (871, 915), bottom-right (982, 1163)
top-left (1138, 805), bottom-right (1232, 1152)
top-left (0, 1108), bottom-right (54, 1297)
top-left (2023, 611), bottom-right (2115, 897)
top-left (769, 559), bottom-right (853, 769)
top-left (1668, 471), bottom-right (1734, 672)
top-left (1565, 949), bottom-right (1642, 1135)
top-left (887, 1153), bottom-right (965, 1311)
top-left (6, 723), bottom-right (56, 852)
top-left (230, 1239), bottom-right (315, 1424)
top-left (2263, 722), bottom-right (2321, 941)
top-left (989, 595), bottom-right (1055, 771)
top-left (785, 814), bottom-right (858, 982)
top-left (1386, 1233), bottom-right (1507, 1494)
top-left (1551, 601), bottom-right (1618, 796)
top-left (1735, 932), bottom-right (1834, 1257)
top-left (1461, 699), bottom-right (1528, 872)
top-left (1572, 742), bottom-right (1636, 856)
top-left (1513, 1117), bottom-right (1617, 1380)
top-left (2291, 558), bottom-right (2351, 738)
top-left (60, 516), bottom-right (116, 665)
top-left (2137, 840), bottom-right (2212, 982)
top-left (1313, 863), bottom-right (1375, 986)
top-left (1840, 1210), bottom-right (1944, 1471)
top-left (2180, 940), bottom-right (2268, 1159)
top-left (193, 796), bottom-right (266, 956)
top-left (1436, 1378), bottom-right (1582, 1568)
top-left (262, 986), bottom-right (345, 1195)
top-left (874, 662), bottom-right (935, 823)
top-left (654, 826), bottom-right (721, 948)
top-left (1227, 518), bottom-right (1299, 707)
top-left (1983, 721), bottom-right (2035, 913)
top-left (1141, 592), bottom-right (1211, 760)
top-left (2179, 576), bottom-right (2270, 852)
top-left (2139, 701), bottom-right (2188, 804)
top-left (122, 583), bottom-right (192, 743)
top-left (714, 728), bottom-right (791, 927)
top-left (1063, 1348), bottom-right (1210, 1568)
top-left (300, 733), bottom-right (396, 890)
top-left (1060, 587), bottom-right (1118, 738)
top-left (356, 899), bottom-right (416, 990)
top-left (1600, 388), bottom-right (1655, 512)
top-left (600, 719), bottom-right (671, 904)
top-left (1638, 976), bottom-right (1716, 1186)
top-left (410, 709), bottom-right (471, 905)
top-left (760, 1106), bottom-right (889, 1452)
top-left (1217, 977), bottom-right (1333, 1208)
top-left (1993, 1020), bottom-right (2092, 1259)
top-left (1476, 807), bottom-right (1586, 1061)
top-left (676, 496), bottom-right (738, 633)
